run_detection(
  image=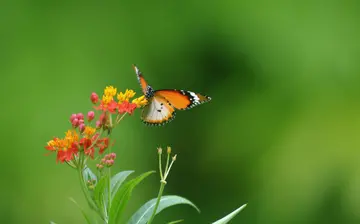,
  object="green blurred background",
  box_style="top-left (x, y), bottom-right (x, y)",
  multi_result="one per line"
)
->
top-left (2, 0), bottom-right (360, 223)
